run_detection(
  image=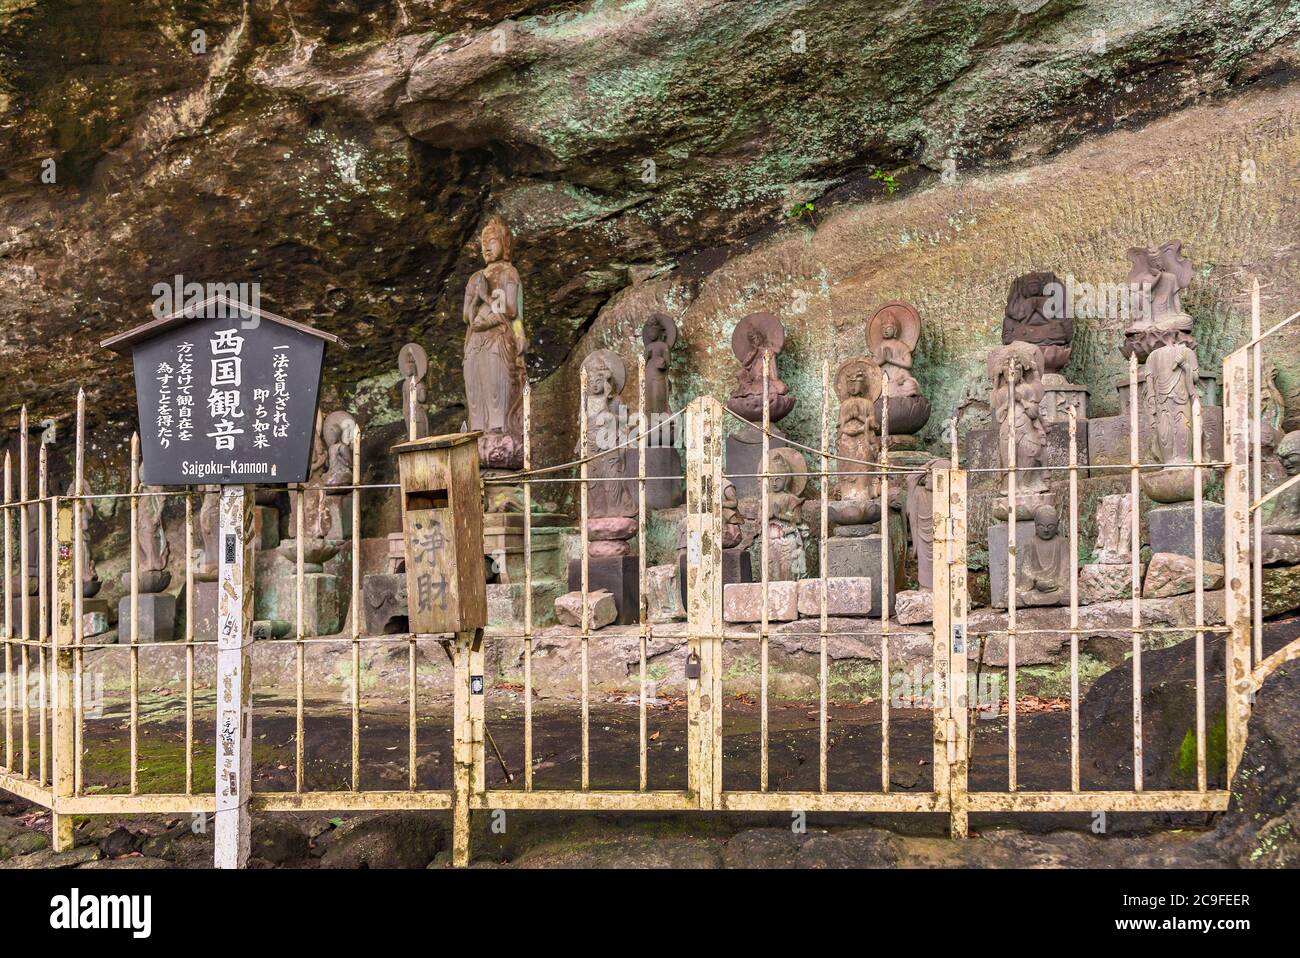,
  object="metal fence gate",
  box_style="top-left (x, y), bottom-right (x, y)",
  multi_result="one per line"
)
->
top-left (2, 298), bottom-right (1298, 867)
